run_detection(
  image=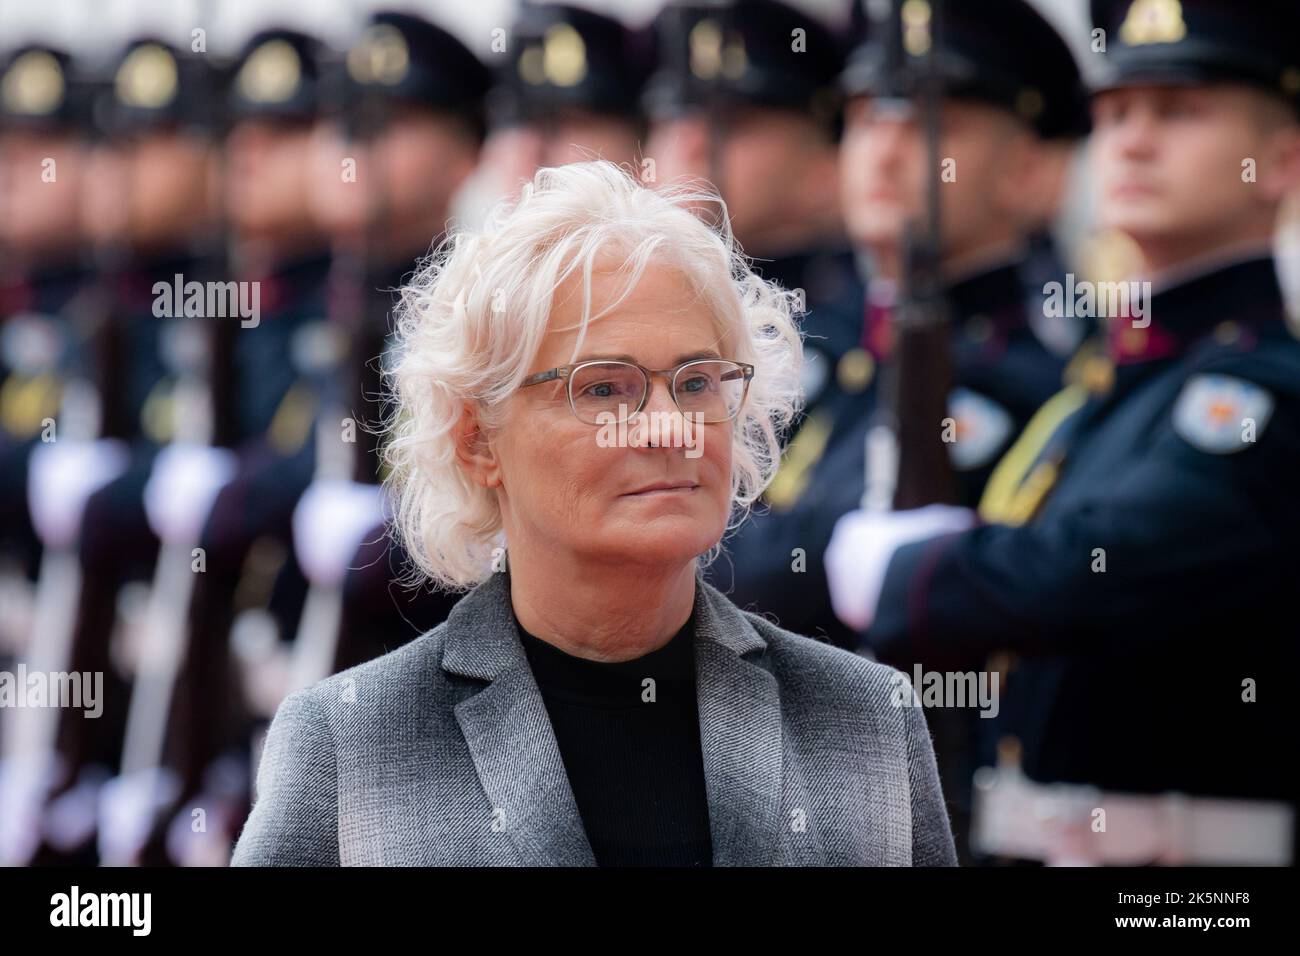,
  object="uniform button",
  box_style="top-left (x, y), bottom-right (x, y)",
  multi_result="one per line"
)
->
top-left (837, 348), bottom-right (874, 393)
top-left (1081, 355), bottom-right (1114, 395)
top-left (965, 315), bottom-right (992, 343)
top-left (1213, 320), bottom-right (1241, 345)
top-left (1119, 324), bottom-right (1148, 354)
